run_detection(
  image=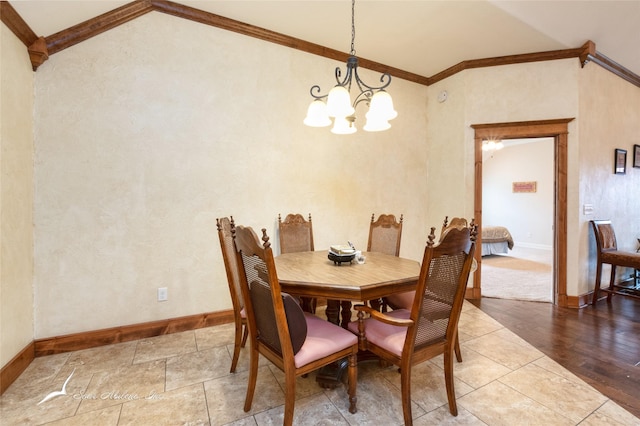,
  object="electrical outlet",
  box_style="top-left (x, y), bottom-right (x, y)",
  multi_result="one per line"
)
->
top-left (157, 287), bottom-right (168, 302)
